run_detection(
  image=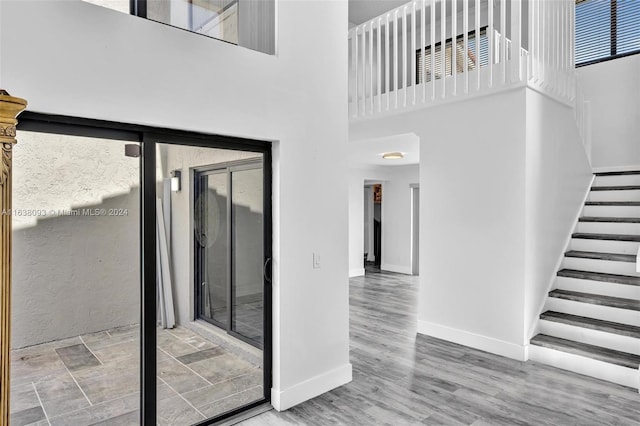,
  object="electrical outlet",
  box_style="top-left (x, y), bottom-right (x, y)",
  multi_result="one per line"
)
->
top-left (313, 253), bottom-right (321, 269)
